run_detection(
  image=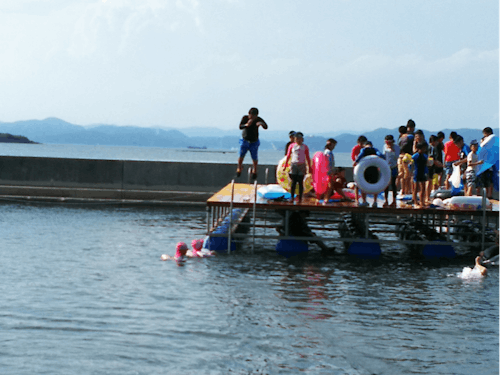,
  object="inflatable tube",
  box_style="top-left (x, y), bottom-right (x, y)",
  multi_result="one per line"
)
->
top-left (431, 188), bottom-right (464, 199)
top-left (353, 155), bottom-right (391, 194)
top-left (311, 151), bottom-right (329, 197)
top-left (448, 196), bottom-right (492, 210)
top-left (397, 194), bottom-right (413, 201)
top-left (478, 134), bottom-right (499, 175)
top-left (330, 188), bottom-right (356, 201)
top-left (257, 184), bottom-right (291, 200)
top-left (276, 157), bottom-right (313, 195)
